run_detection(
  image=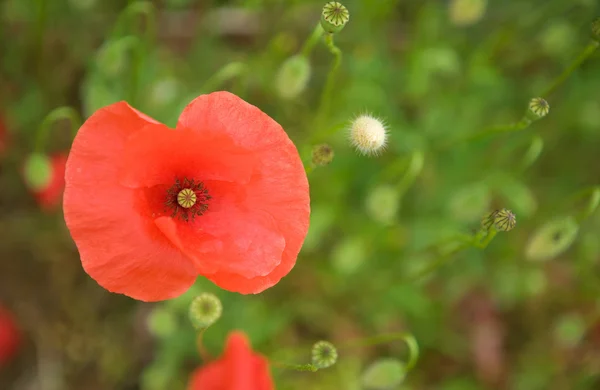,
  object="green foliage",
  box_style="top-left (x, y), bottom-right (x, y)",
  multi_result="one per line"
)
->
top-left (2, 0), bottom-right (600, 389)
